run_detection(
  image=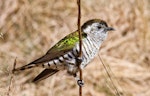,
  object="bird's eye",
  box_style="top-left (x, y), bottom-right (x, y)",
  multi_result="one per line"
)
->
top-left (97, 26), bottom-right (101, 29)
